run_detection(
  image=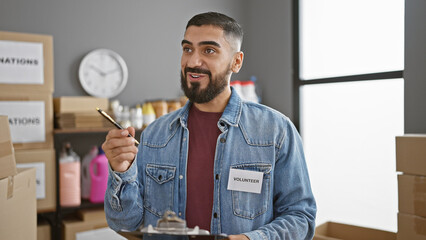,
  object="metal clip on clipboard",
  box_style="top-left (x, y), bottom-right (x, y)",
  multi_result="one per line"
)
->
top-left (141, 210), bottom-right (210, 236)
top-left (120, 211), bottom-right (228, 239)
